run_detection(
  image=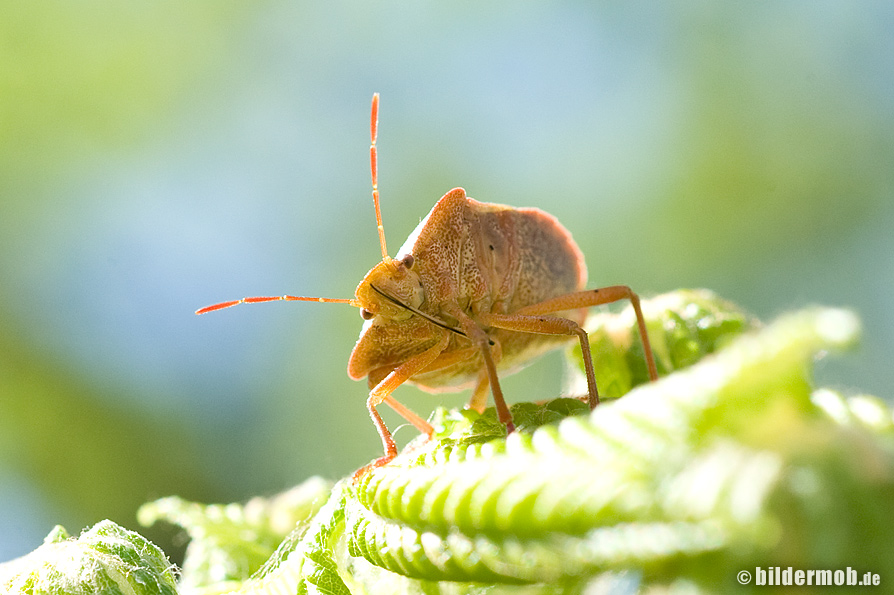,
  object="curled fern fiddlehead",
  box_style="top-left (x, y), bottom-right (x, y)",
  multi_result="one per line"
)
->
top-left (0, 521), bottom-right (178, 595)
top-left (173, 297), bottom-right (888, 595)
top-left (10, 292), bottom-right (886, 595)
